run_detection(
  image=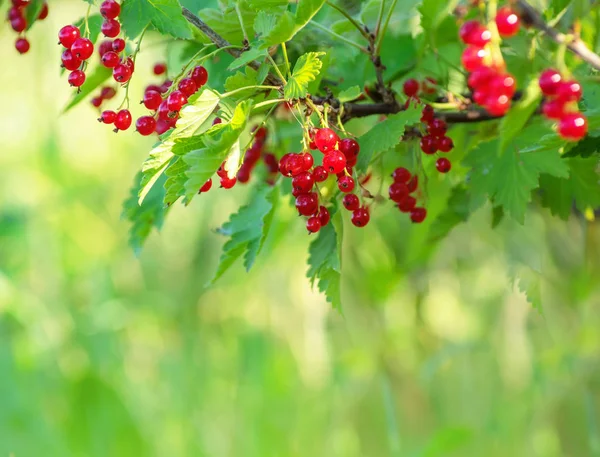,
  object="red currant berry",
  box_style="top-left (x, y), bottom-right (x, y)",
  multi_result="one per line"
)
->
top-left (237, 165), bottom-right (251, 183)
top-left (68, 70), bottom-right (86, 87)
top-left (263, 153), bottom-right (279, 174)
top-left (339, 138), bottom-right (360, 158)
top-left (112, 38), bottom-right (125, 53)
top-left (159, 80), bottom-right (173, 94)
top-left (101, 18), bottom-right (121, 38)
top-left (38, 2), bottom-right (48, 19)
top-left (389, 182), bottom-right (409, 203)
top-left (123, 56), bottom-right (135, 71)
top-left (346, 155), bottom-right (358, 168)
top-left (136, 116), bottom-right (157, 136)
top-left (438, 136), bottom-right (454, 153)
top-left (167, 90), bottom-right (187, 112)
top-left (157, 100), bottom-right (173, 121)
top-left (178, 78), bottom-right (198, 97)
top-left (306, 217), bottom-right (321, 233)
top-left (191, 66), bottom-right (208, 87)
top-left (254, 126), bottom-right (268, 142)
top-left (199, 179), bottom-right (212, 193)
top-left (153, 62), bottom-right (167, 75)
top-left (490, 74), bottom-right (517, 97)
top-left (468, 24), bottom-right (492, 47)
top-left (312, 166), bottom-right (328, 182)
top-left (315, 128), bottom-right (340, 154)
top-left (100, 86), bottom-right (116, 99)
top-left (114, 109), bottom-right (132, 131)
top-left (99, 110), bottom-right (117, 124)
top-left (323, 150), bottom-right (346, 174)
top-left (71, 37), bottom-right (94, 60)
top-left (338, 175), bottom-right (355, 193)
top-left (495, 7), bottom-right (520, 37)
top-left (351, 207), bottom-right (370, 227)
top-left (318, 206), bottom-right (330, 226)
top-left (343, 194), bottom-right (360, 211)
top-left (420, 135), bottom-right (438, 155)
top-left (8, 7), bottom-right (22, 21)
top-left (473, 89), bottom-right (487, 106)
top-left (279, 153), bottom-right (302, 177)
top-left (98, 40), bottom-right (113, 57)
top-left (459, 20), bottom-right (480, 44)
top-left (485, 94), bottom-right (511, 116)
top-left (410, 207), bottom-right (427, 223)
top-left (428, 118), bottom-right (447, 137)
top-left (100, 0), bottom-right (121, 19)
top-left (558, 113), bottom-right (587, 141)
top-left (468, 66), bottom-right (495, 90)
top-left (301, 153), bottom-right (314, 171)
top-left (216, 162), bottom-right (228, 179)
top-left (91, 97), bottom-right (103, 108)
top-left (461, 46), bottom-right (488, 72)
top-left (398, 195), bottom-right (417, 213)
top-left (292, 172), bottom-right (315, 193)
top-left (101, 51), bottom-right (120, 68)
top-left (541, 99), bottom-right (568, 120)
top-left (421, 105), bottom-right (435, 123)
top-left (212, 117), bottom-right (222, 126)
top-left (403, 79), bottom-right (420, 97)
top-left (538, 69), bottom-right (562, 96)
top-left (11, 16), bottom-right (26, 32)
top-left (407, 175), bottom-right (419, 193)
top-left (556, 81), bottom-right (582, 102)
top-left (296, 193), bottom-right (319, 216)
top-left (113, 63), bottom-right (132, 83)
top-left (423, 77), bottom-right (437, 95)
top-left (436, 157), bottom-right (451, 173)
top-left (143, 90), bottom-right (162, 111)
top-left (58, 25), bottom-right (80, 48)
top-left (61, 49), bottom-right (82, 71)
top-left (392, 167), bottom-right (411, 183)
top-left (155, 119), bottom-right (171, 135)
top-left (220, 176), bottom-right (237, 189)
